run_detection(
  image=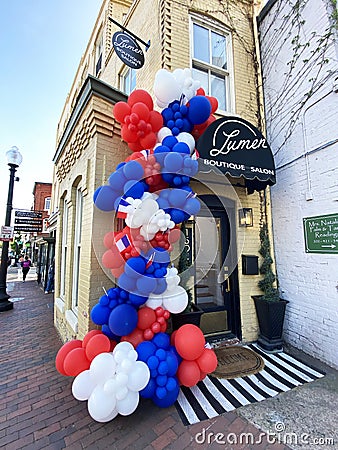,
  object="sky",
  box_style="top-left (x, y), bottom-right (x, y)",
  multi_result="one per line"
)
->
top-left (0, 0), bottom-right (103, 225)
